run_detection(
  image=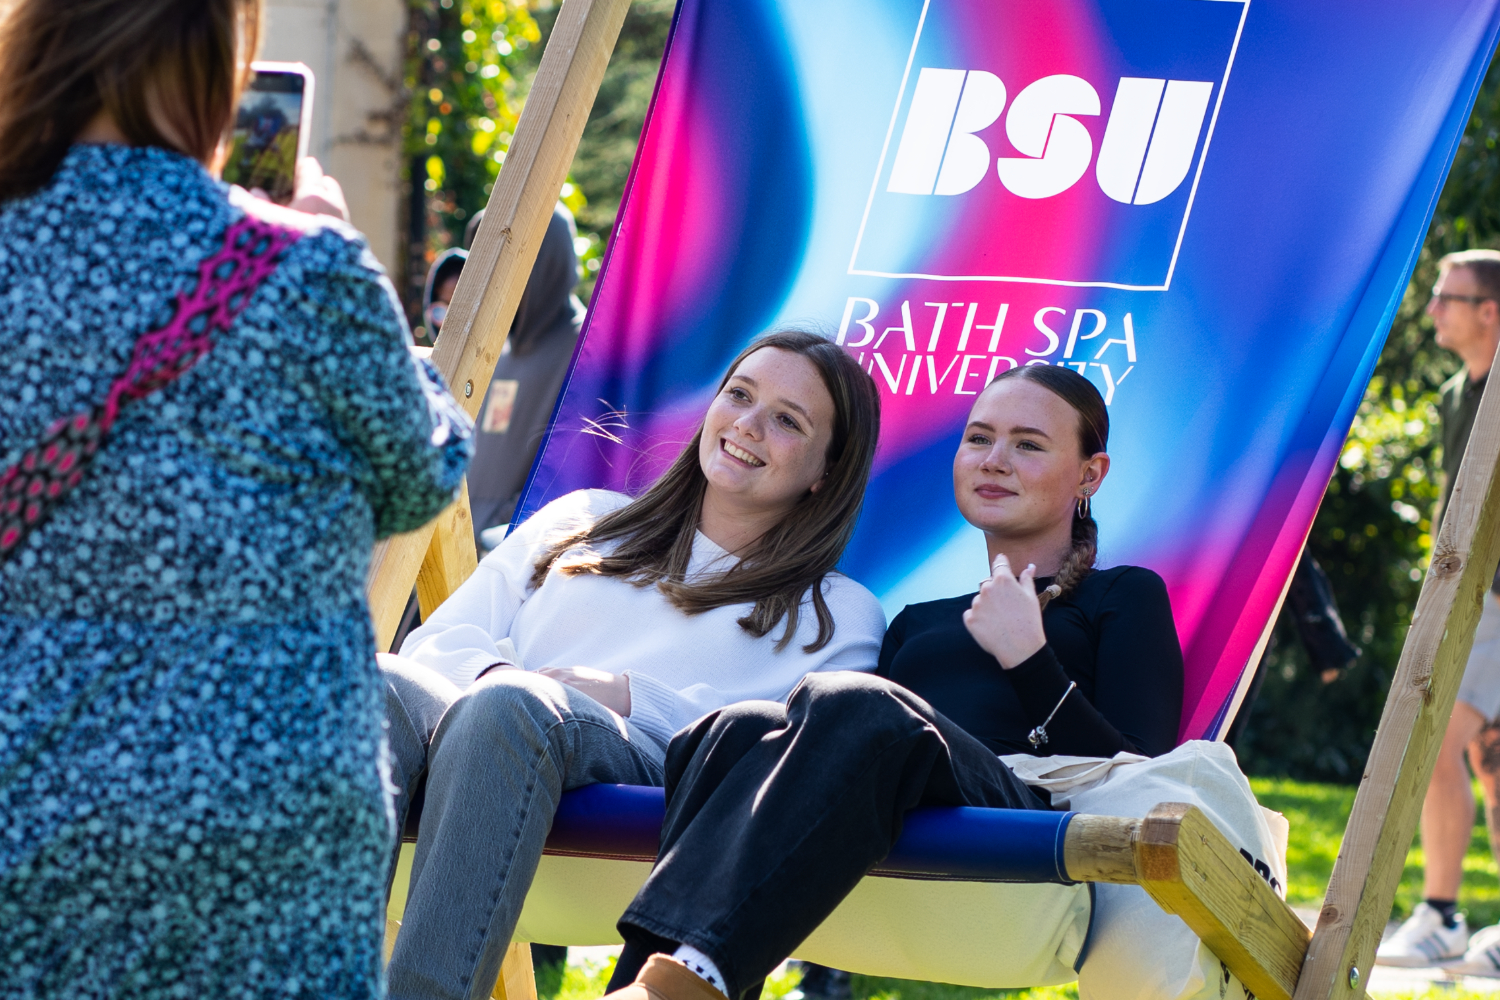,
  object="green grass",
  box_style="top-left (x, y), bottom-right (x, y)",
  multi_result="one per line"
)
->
top-left (842, 979), bottom-right (1077, 1000)
top-left (535, 957), bottom-right (801, 1000)
top-left (1250, 776), bottom-right (1500, 928)
top-left (532, 777), bottom-right (1500, 1000)
top-left (538, 957), bottom-right (1079, 1000)
top-left (541, 961), bottom-right (1500, 1000)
